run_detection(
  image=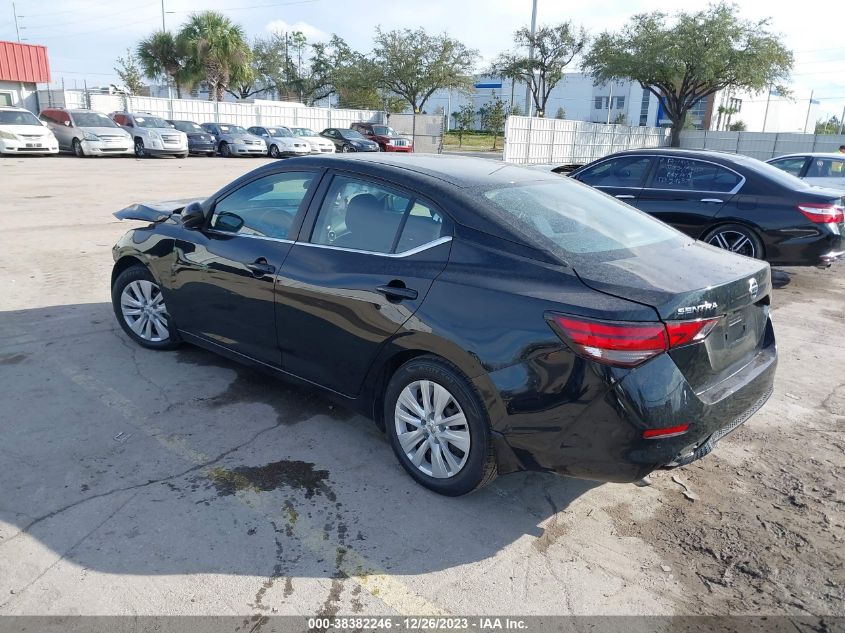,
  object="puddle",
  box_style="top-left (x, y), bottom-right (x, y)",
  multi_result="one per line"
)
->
top-left (207, 459), bottom-right (335, 500)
